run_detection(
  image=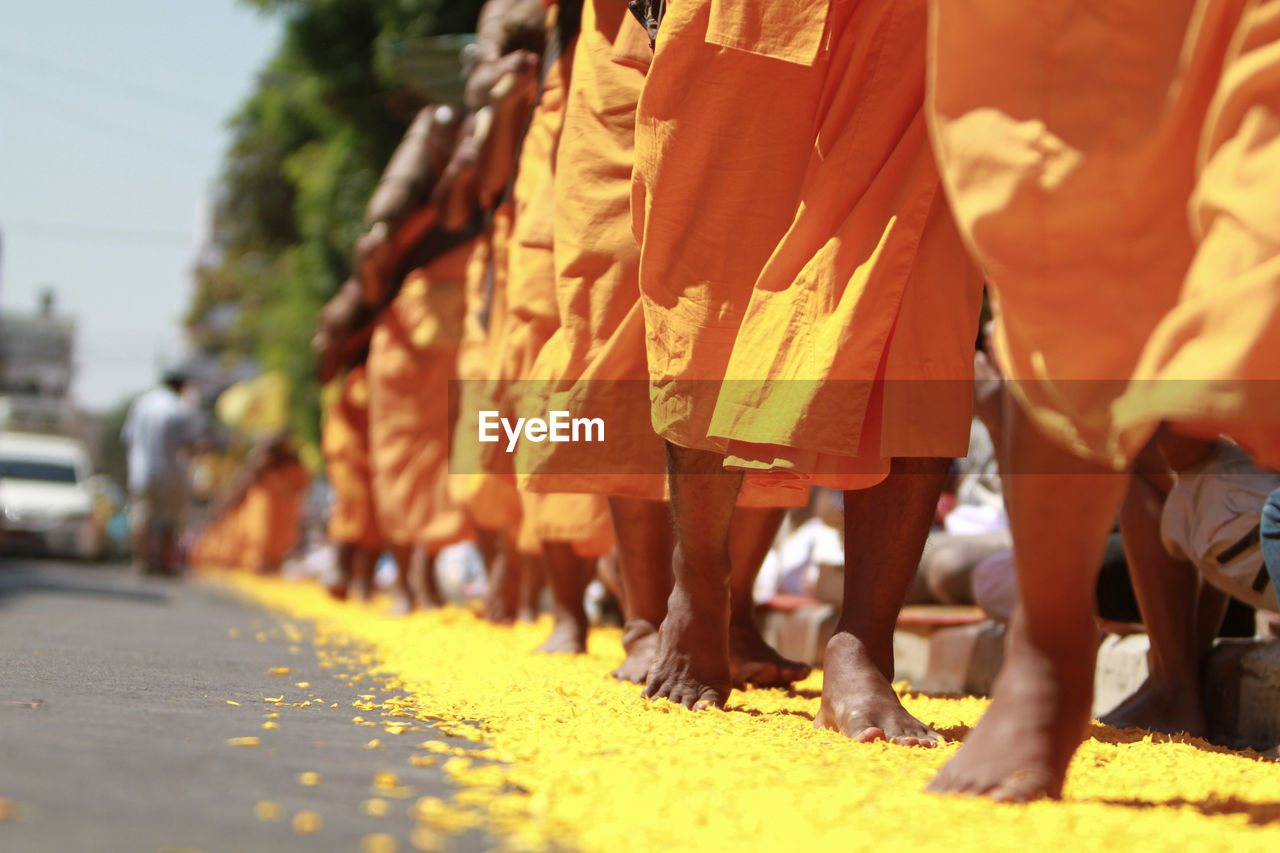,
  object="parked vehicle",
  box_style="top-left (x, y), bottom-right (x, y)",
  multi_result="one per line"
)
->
top-left (0, 431), bottom-right (97, 559)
